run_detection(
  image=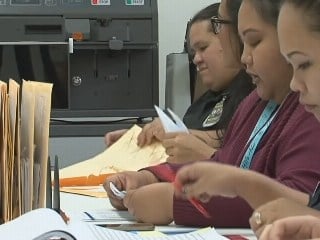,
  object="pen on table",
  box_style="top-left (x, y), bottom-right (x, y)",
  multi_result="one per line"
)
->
top-left (84, 211), bottom-right (95, 220)
top-left (163, 165), bottom-right (211, 218)
top-left (53, 155), bottom-right (70, 223)
top-left (46, 156), bottom-right (52, 208)
top-left (53, 155), bottom-right (60, 214)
